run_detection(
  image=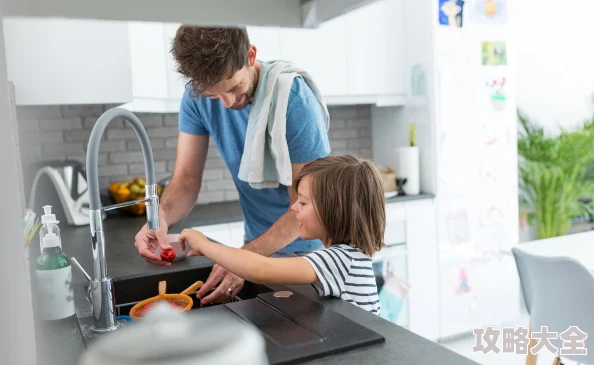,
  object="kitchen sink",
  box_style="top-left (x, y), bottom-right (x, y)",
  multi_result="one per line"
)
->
top-left (112, 266), bottom-right (274, 316)
top-left (79, 265), bottom-right (385, 365)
